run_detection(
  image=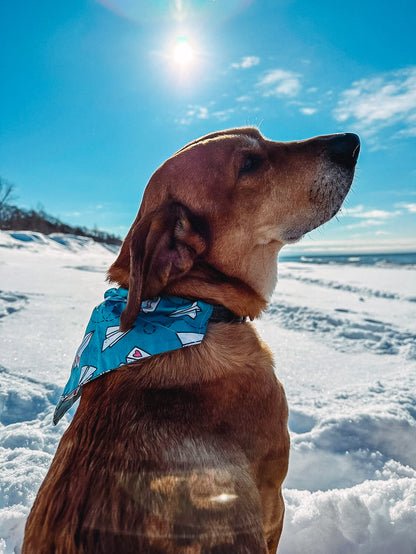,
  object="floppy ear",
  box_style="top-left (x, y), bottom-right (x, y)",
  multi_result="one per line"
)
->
top-left (119, 201), bottom-right (209, 331)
